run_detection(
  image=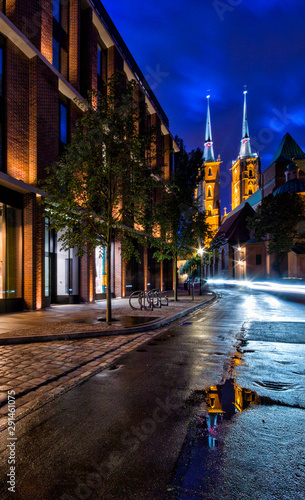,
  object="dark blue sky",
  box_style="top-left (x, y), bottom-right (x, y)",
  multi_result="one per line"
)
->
top-left (102, 0), bottom-right (305, 213)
